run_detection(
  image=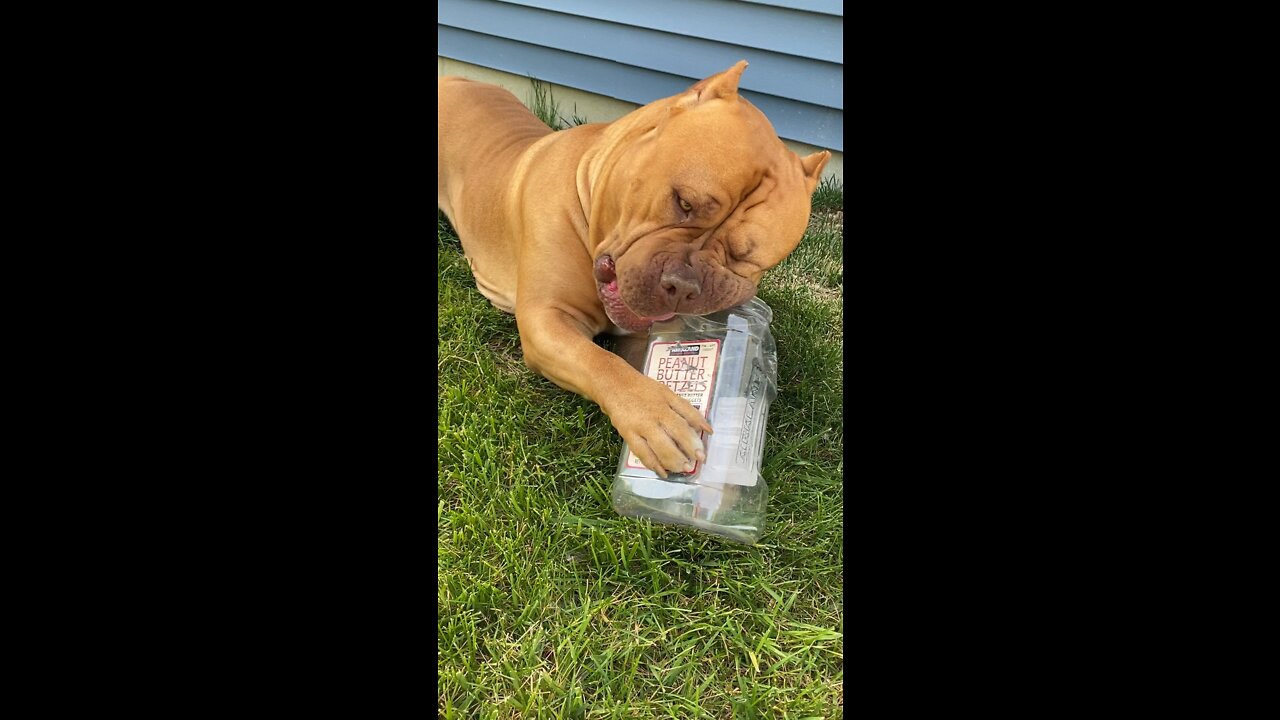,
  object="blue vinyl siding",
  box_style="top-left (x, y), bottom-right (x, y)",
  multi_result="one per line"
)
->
top-left (438, 0), bottom-right (843, 152)
top-left (496, 0), bottom-right (842, 64)
top-left (736, 0), bottom-right (843, 15)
